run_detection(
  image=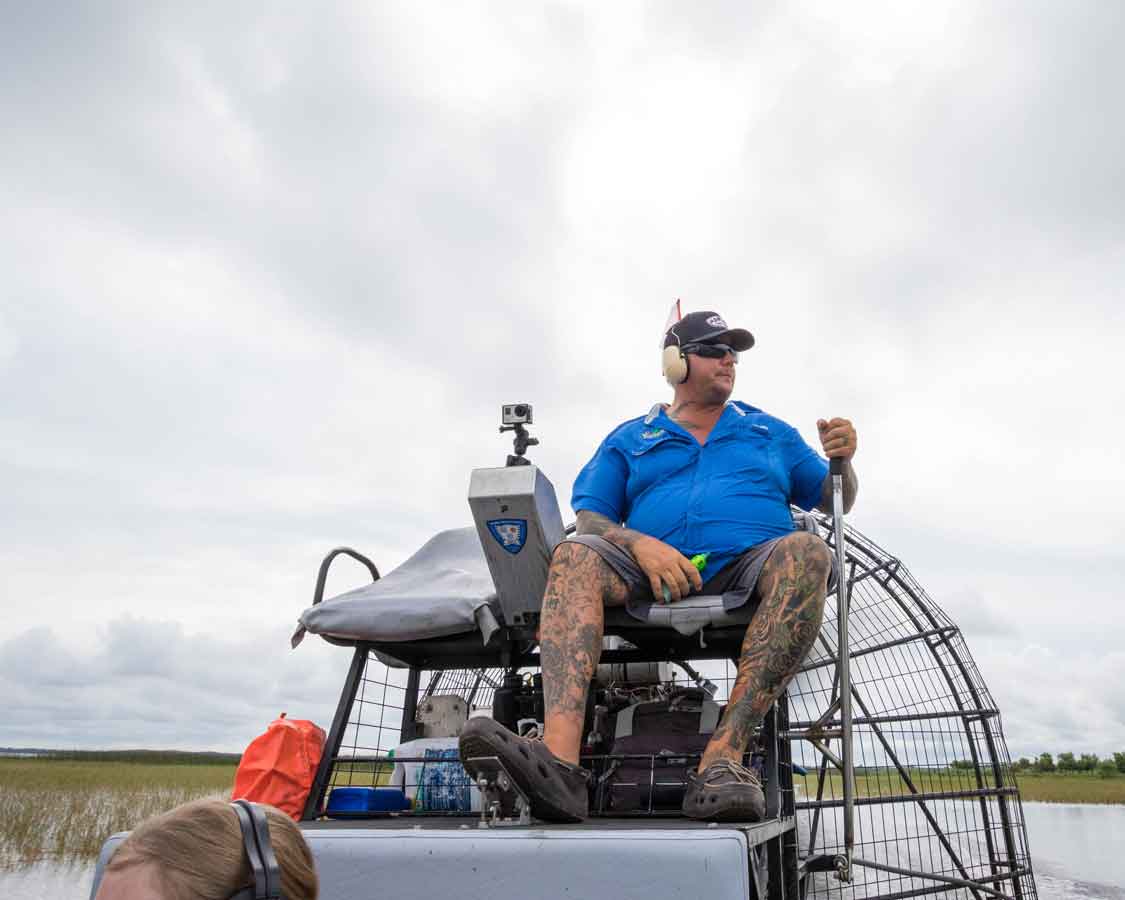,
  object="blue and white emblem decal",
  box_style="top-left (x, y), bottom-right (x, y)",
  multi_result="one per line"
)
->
top-left (487, 519), bottom-right (527, 555)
